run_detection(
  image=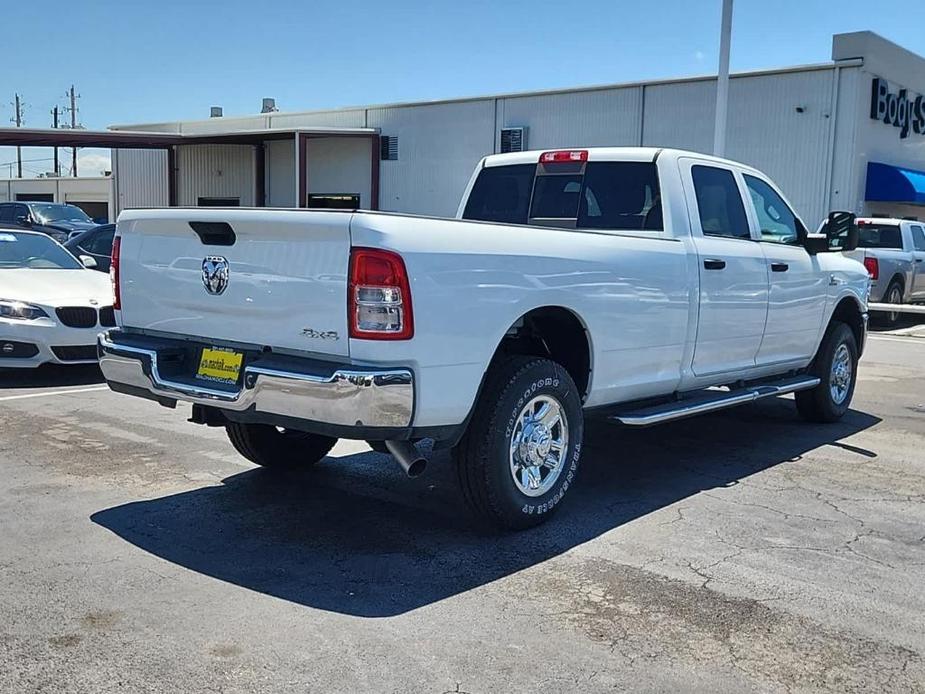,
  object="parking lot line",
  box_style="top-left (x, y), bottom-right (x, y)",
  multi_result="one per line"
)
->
top-left (0, 385), bottom-right (110, 402)
top-left (869, 334), bottom-right (925, 345)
